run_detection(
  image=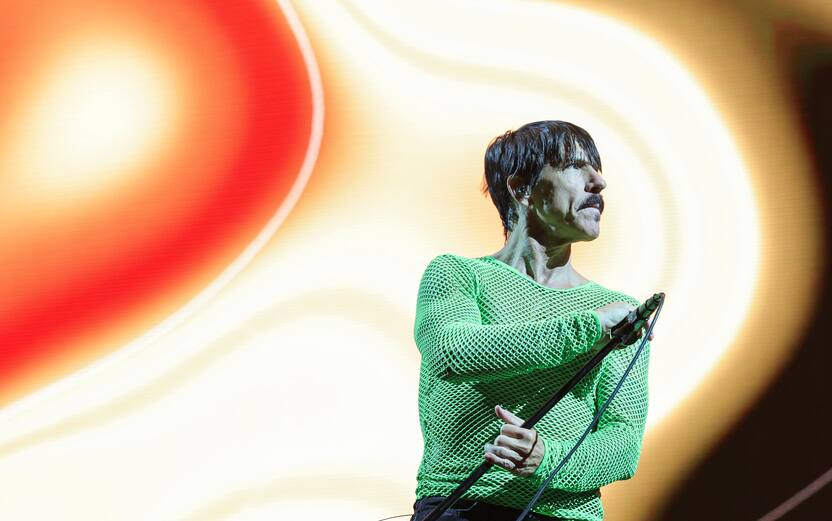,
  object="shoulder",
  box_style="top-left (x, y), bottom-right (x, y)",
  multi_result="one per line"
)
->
top-left (419, 253), bottom-right (479, 292)
top-left (422, 252), bottom-right (478, 273)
